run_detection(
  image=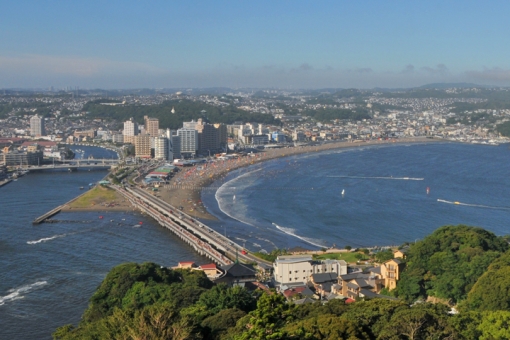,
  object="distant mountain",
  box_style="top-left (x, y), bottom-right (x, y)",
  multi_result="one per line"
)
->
top-left (417, 83), bottom-right (488, 89)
